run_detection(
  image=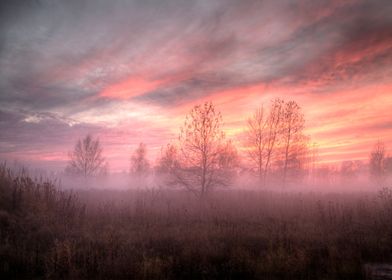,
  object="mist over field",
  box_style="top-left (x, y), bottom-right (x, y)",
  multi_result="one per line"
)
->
top-left (1, 0), bottom-right (392, 279)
